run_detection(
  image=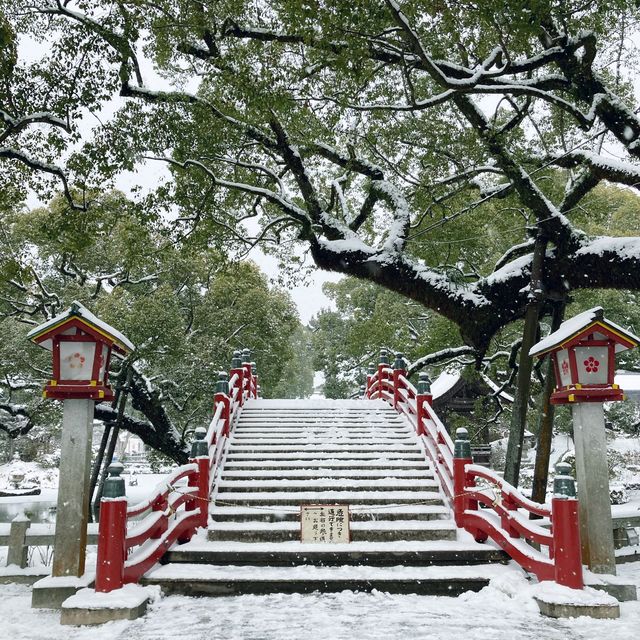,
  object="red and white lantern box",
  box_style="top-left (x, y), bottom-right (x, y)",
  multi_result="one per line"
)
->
top-left (27, 301), bottom-right (134, 401)
top-left (529, 306), bottom-right (639, 404)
